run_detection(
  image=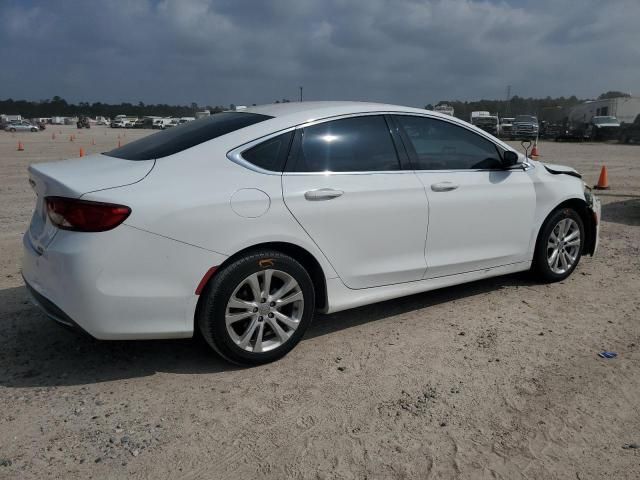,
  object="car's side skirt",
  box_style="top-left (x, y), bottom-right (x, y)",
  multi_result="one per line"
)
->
top-left (323, 261), bottom-right (531, 314)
